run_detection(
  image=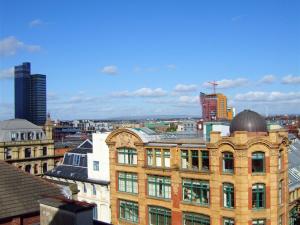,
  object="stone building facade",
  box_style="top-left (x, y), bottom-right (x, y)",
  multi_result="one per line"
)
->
top-left (106, 110), bottom-right (289, 225)
top-left (0, 118), bottom-right (57, 175)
